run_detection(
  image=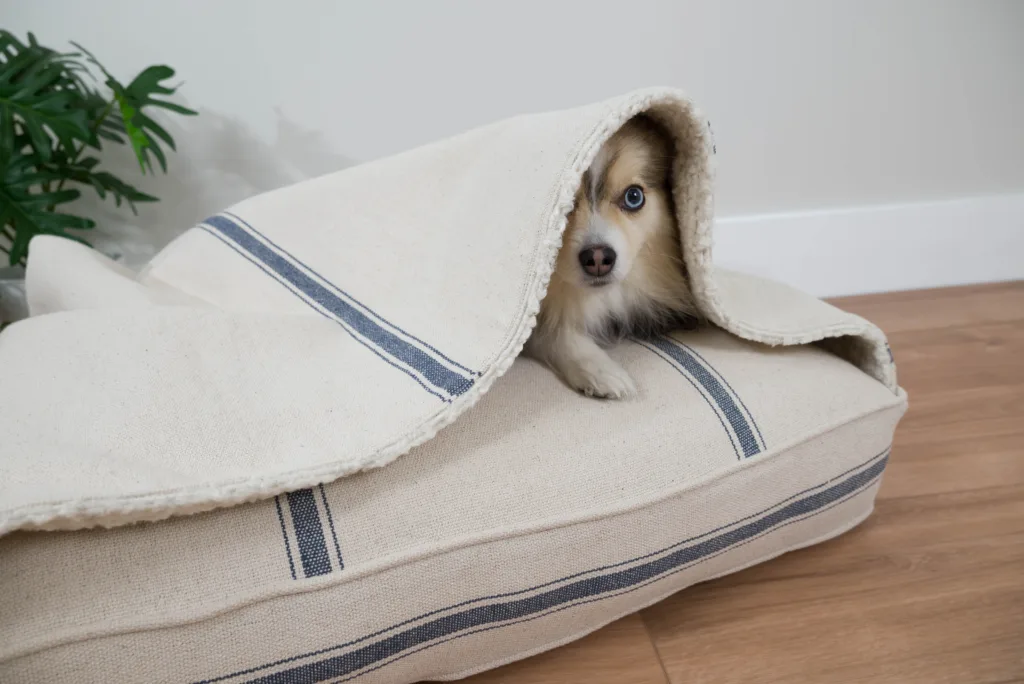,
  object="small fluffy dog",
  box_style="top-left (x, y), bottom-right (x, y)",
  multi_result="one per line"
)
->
top-left (525, 114), bottom-right (697, 398)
